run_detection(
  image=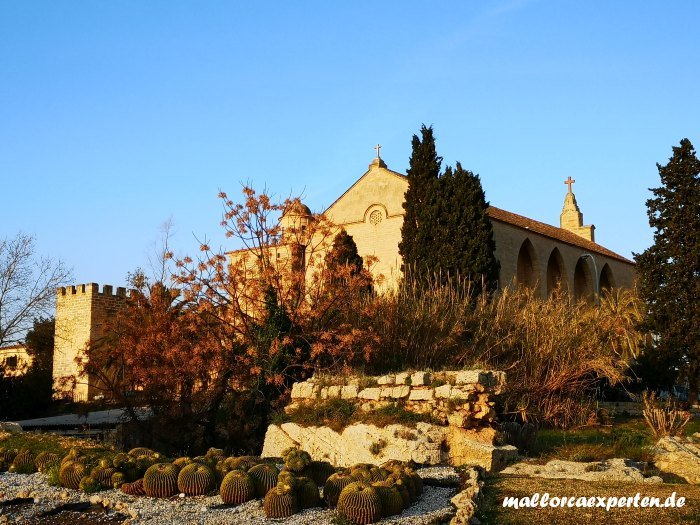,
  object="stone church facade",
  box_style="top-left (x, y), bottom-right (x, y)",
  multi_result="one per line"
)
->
top-left (51, 151), bottom-right (635, 401)
top-left (325, 154), bottom-right (635, 298)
